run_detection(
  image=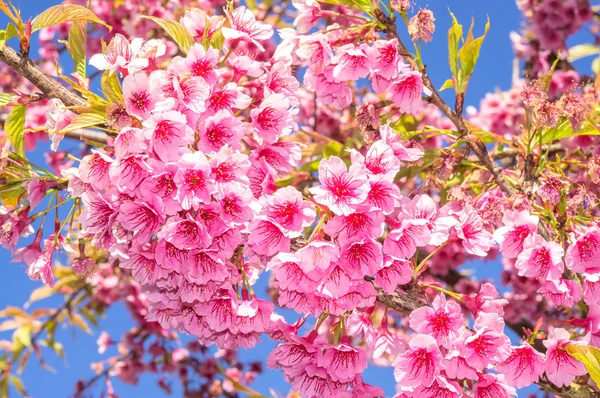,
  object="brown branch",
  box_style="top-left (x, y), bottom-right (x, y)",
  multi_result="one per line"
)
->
top-left (0, 44), bottom-right (110, 145)
top-left (0, 45), bottom-right (86, 108)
